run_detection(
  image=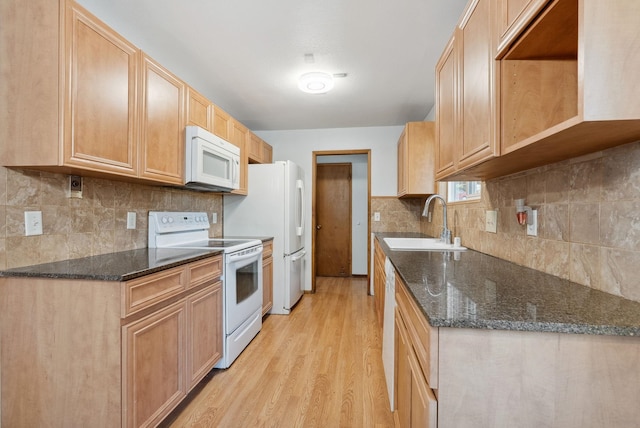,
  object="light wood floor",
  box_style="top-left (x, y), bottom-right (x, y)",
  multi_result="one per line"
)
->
top-left (163, 276), bottom-right (394, 428)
